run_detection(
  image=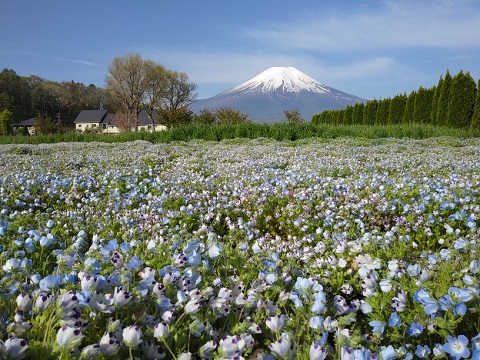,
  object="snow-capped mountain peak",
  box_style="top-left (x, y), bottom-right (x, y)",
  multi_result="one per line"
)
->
top-left (223, 66), bottom-right (331, 95)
